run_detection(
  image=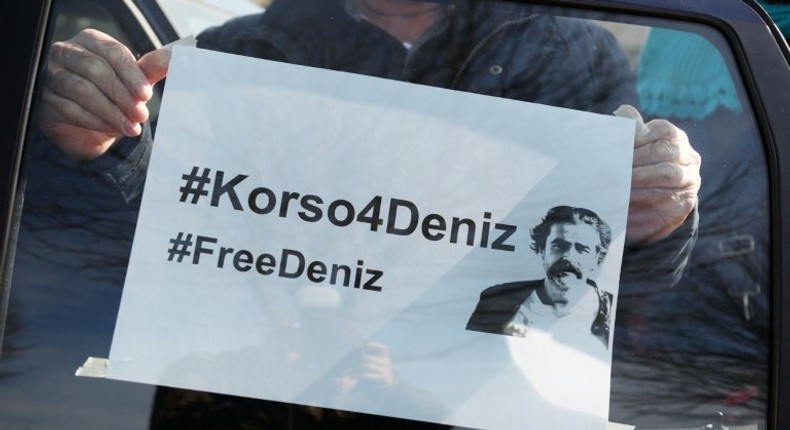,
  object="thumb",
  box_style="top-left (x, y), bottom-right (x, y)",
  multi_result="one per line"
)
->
top-left (138, 47), bottom-right (171, 85)
top-left (613, 104), bottom-right (650, 141)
